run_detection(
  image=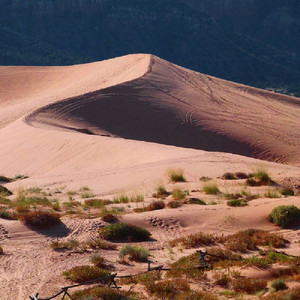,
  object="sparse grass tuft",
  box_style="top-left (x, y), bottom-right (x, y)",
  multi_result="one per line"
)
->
top-left (51, 239), bottom-right (79, 251)
top-left (90, 253), bottom-right (107, 268)
top-left (99, 223), bottom-right (151, 242)
top-left (153, 185), bottom-right (170, 198)
top-left (167, 200), bottom-right (182, 208)
top-left (119, 244), bottom-right (149, 262)
top-left (63, 265), bottom-right (110, 283)
top-left (101, 213), bottom-right (118, 223)
top-left (202, 182), bottom-right (220, 195)
top-left (246, 167), bottom-right (272, 186)
top-left (167, 168), bottom-right (186, 183)
top-left (19, 210), bottom-right (61, 228)
top-left (0, 208), bottom-right (17, 220)
top-left (222, 172), bottom-right (235, 180)
top-left (79, 186), bottom-right (90, 191)
top-left (148, 200), bottom-right (165, 210)
top-left (172, 187), bottom-right (186, 200)
top-left (227, 199), bottom-right (248, 207)
top-left (14, 174), bottom-right (29, 180)
top-left (263, 287), bottom-right (300, 300)
top-left (80, 192), bottom-right (95, 199)
top-left (269, 205), bottom-right (300, 228)
top-left (264, 189), bottom-right (281, 198)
